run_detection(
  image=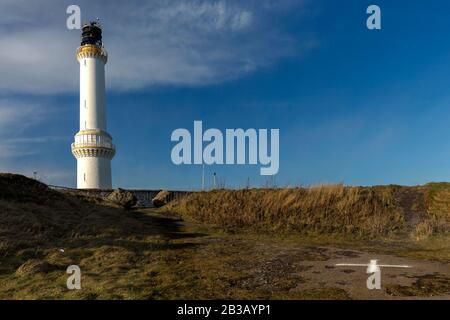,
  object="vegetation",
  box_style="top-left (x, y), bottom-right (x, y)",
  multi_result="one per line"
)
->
top-left (413, 182), bottom-right (450, 238)
top-left (0, 173), bottom-right (145, 258)
top-left (167, 185), bottom-right (404, 238)
top-left (168, 184), bottom-right (450, 240)
top-left (0, 174), bottom-right (448, 300)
